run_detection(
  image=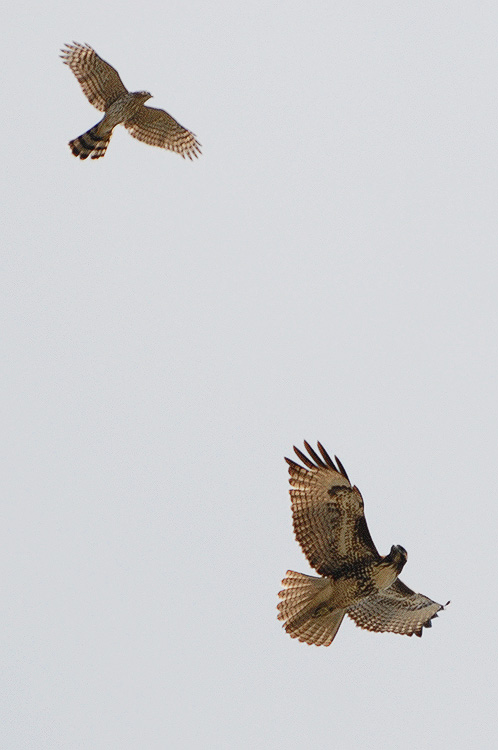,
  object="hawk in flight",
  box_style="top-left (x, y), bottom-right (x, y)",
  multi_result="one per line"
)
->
top-left (277, 442), bottom-right (446, 646)
top-left (61, 42), bottom-right (201, 160)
